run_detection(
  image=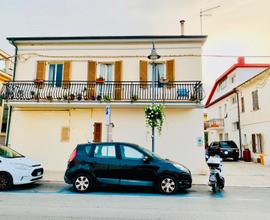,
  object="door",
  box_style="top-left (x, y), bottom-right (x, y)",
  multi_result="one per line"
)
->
top-left (92, 143), bottom-right (121, 185)
top-left (118, 144), bottom-right (157, 186)
top-left (93, 122), bottom-right (102, 143)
